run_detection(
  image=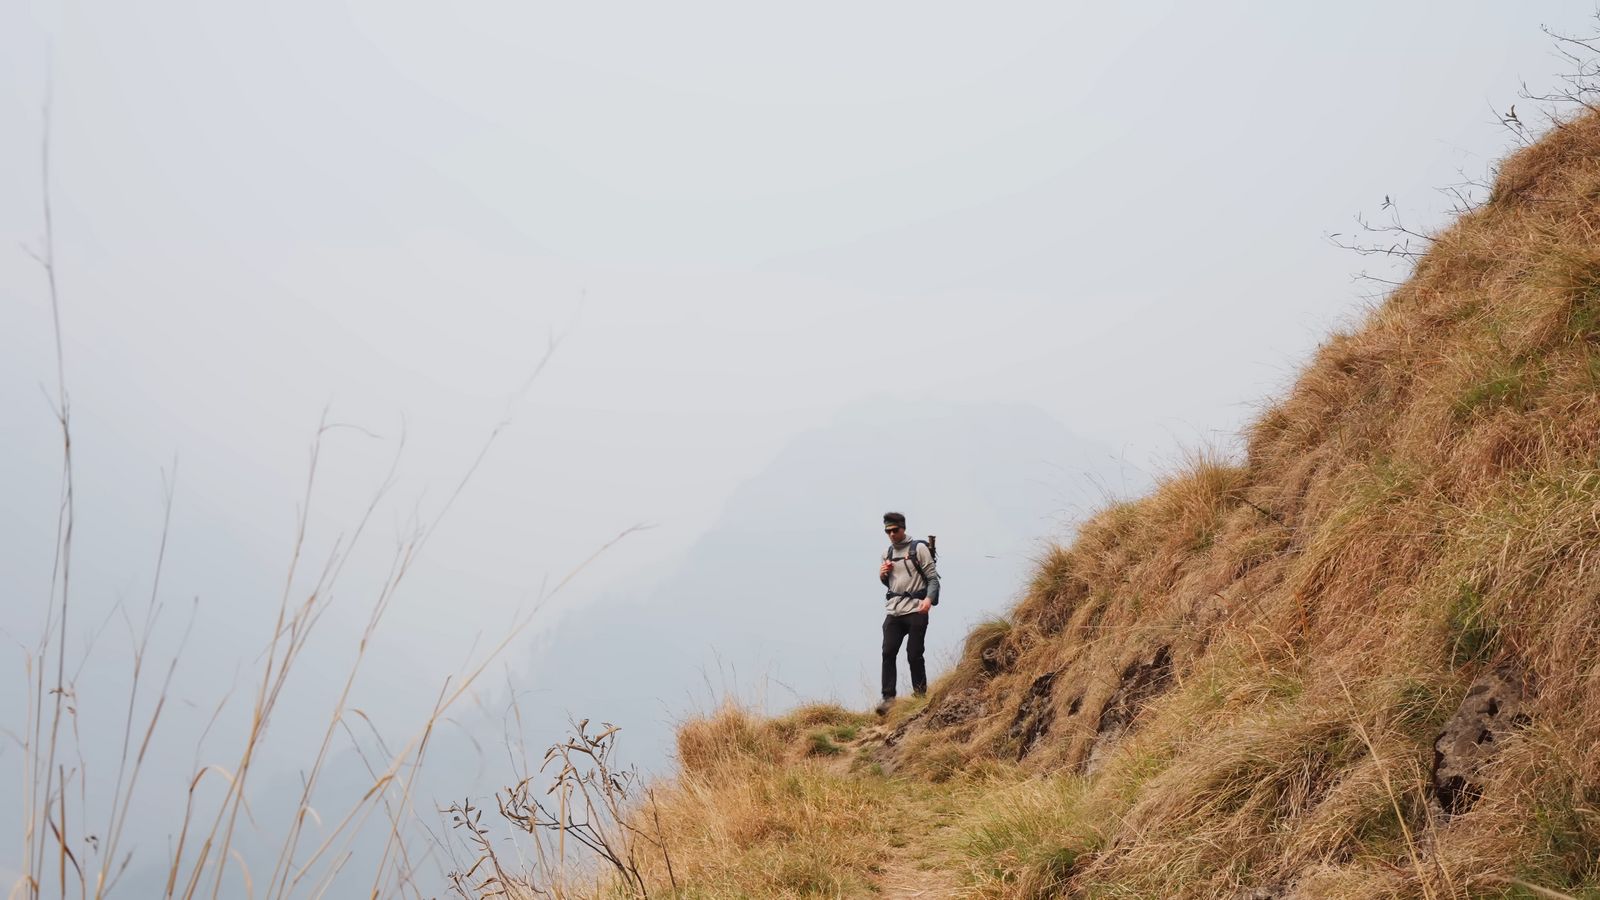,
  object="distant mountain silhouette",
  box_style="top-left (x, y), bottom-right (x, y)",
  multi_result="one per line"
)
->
top-left (498, 400), bottom-right (1135, 775)
top-left (91, 402), bottom-right (1134, 897)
